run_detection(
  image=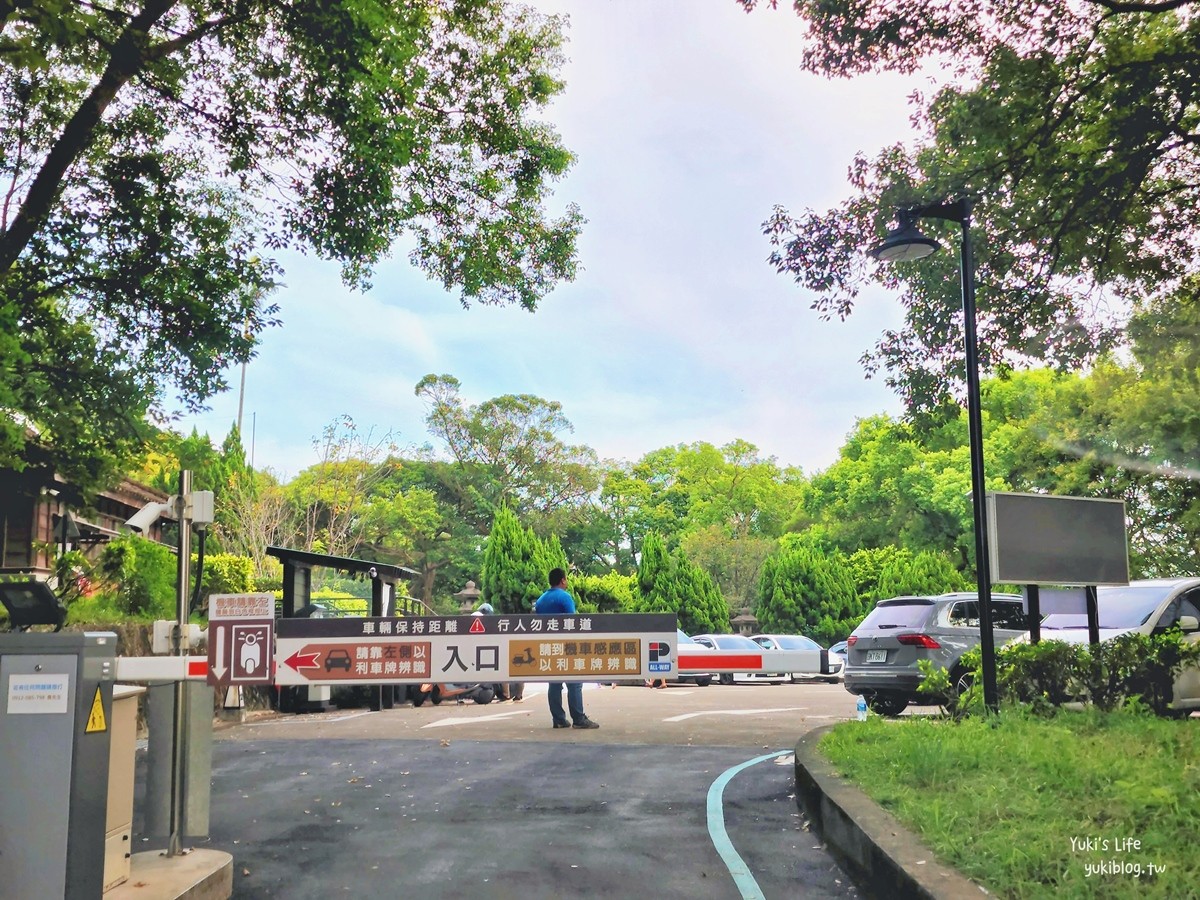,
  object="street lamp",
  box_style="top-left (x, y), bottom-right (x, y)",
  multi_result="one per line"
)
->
top-left (869, 198), bottom-right (999, 713)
